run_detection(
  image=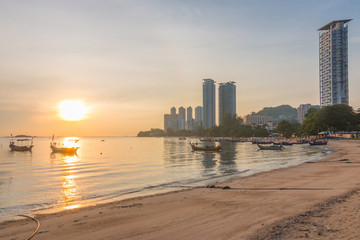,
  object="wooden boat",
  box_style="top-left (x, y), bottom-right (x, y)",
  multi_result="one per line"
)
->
top-left (281, 142), bottom-right (293, 146)
top-left (257, 144), bottom-right (283, 150)
top-left (309, 140), bottom-right (328, 146)
top-left (190, 143), bottom-right (221, 151)
top-left (252, 141), bottom-right (273, 144)
top-left (50, 135), bottom-right (79, 154)
top-left (9, 138), bottom-right (34, 152)
top-left (50, 143), bottom-right (79, 154)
